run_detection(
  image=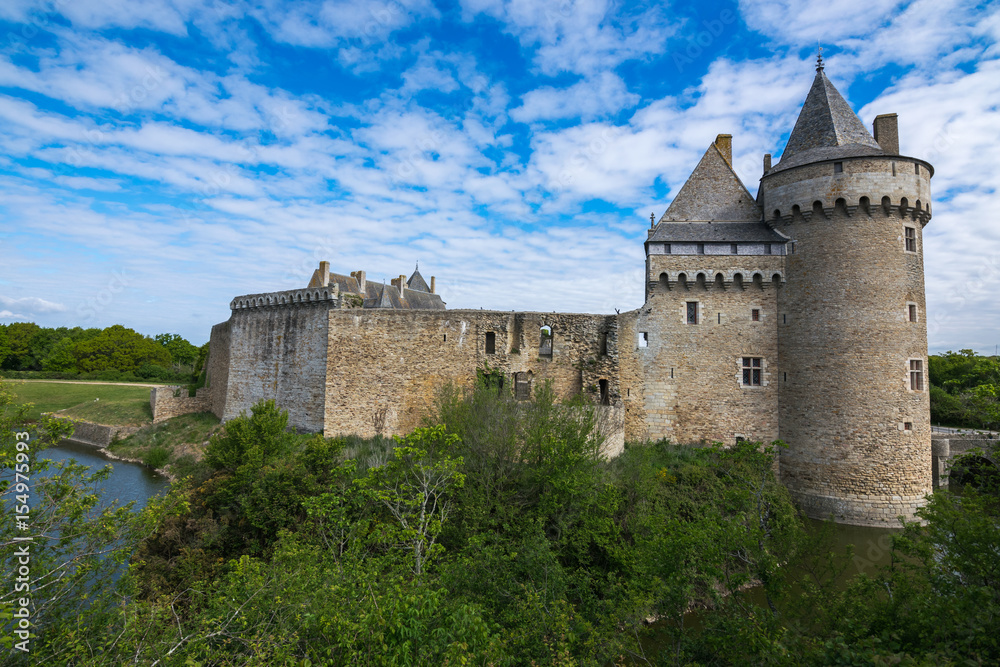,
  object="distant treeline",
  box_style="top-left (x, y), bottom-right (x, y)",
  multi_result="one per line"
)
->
top-left (0, 322), bottom-right (207, 384)
top-left (930, 350), bottom-right (1000, 430)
